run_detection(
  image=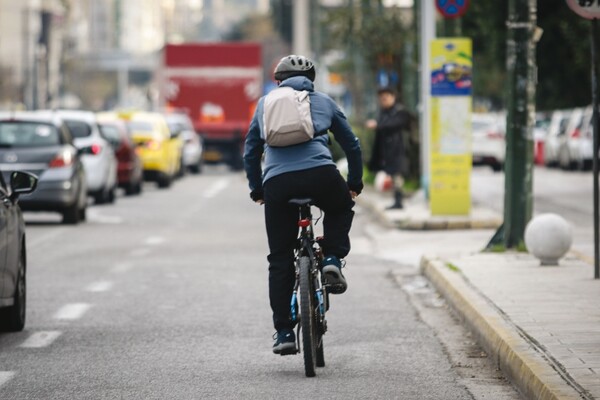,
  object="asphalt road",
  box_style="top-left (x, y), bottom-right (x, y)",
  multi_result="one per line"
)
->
top-left (0, 166), bottom-right (515, 399)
